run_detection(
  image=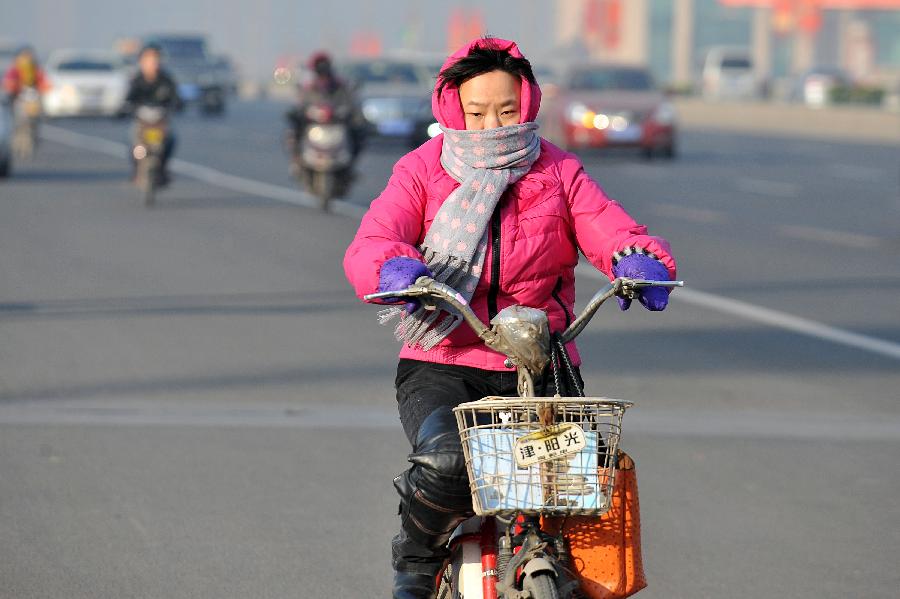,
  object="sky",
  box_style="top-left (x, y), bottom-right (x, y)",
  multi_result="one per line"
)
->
top-left (0, 0), bottom-right (558, 78)
top-left (4, 1), bottom-right (897, 83)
